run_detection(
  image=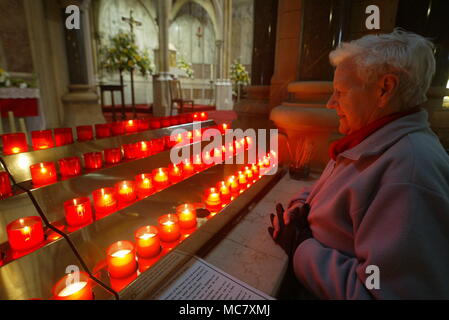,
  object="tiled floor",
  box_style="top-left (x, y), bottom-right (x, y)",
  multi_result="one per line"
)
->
top-left (203, 171), bottom-right (319, 298)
